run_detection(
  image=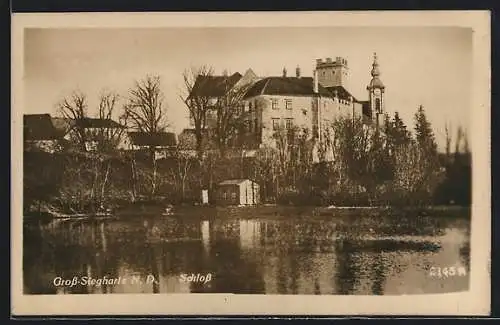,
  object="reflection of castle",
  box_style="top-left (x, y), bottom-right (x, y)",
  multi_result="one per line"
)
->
top-left (239, 219), bottom-right (262, 250)
top-left (200, 219), bottom-right (263, 252)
